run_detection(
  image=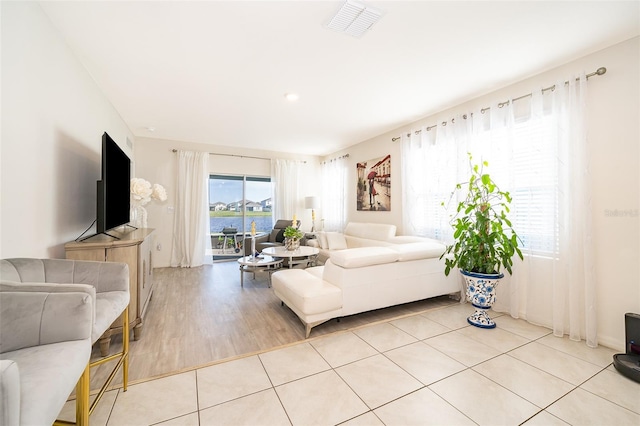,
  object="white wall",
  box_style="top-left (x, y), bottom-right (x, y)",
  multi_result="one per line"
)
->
top-left (1, 2), bottom-right (134, 259)
top-left (134, 137), bottom-right (320, 267)
top-left (329, 37), bottom-right (639, 350)
top-left (2, 1), bottom-right (636, 349)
